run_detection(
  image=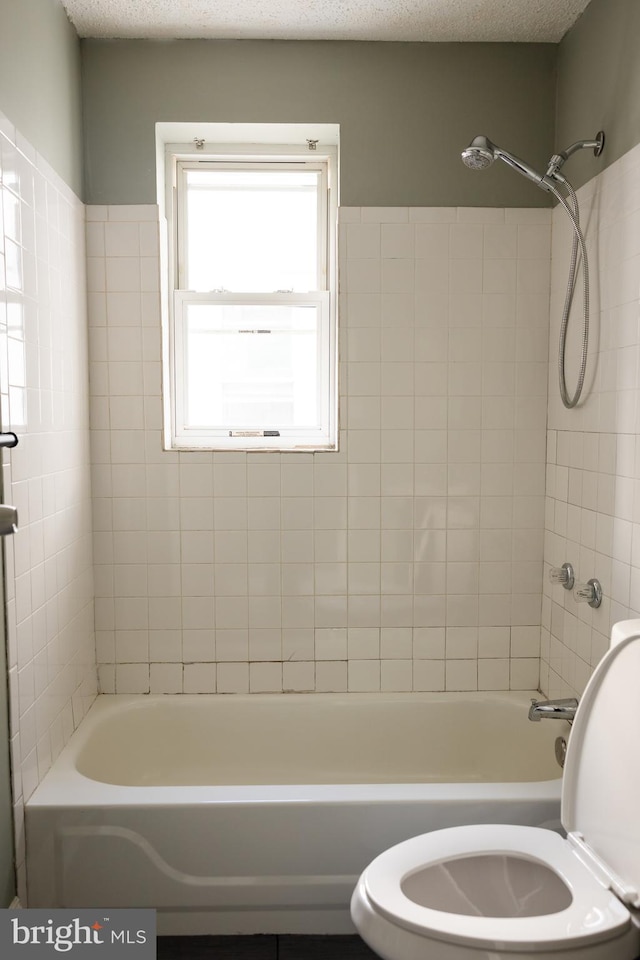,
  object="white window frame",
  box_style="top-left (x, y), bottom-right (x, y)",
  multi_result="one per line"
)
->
top-left (164, 142), bottom-right (338, 451)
